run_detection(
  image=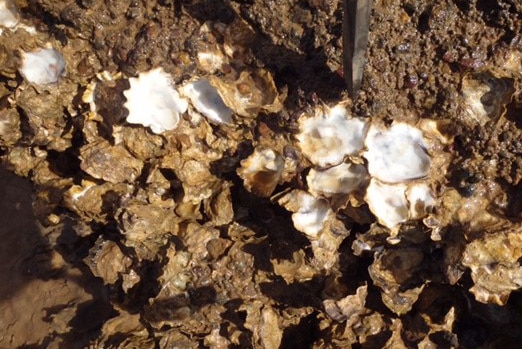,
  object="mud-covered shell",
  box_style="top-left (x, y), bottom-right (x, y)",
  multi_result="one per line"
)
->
top-left (237, 147), bottom-right (284, 197)
top-left (462, 229), bottom-right (522, 305)
top-left (297, 103), bottom-right (368, 167)
top-left (80, 139), bottom-right (144, 183)
top-left (461, 72), bottom-right (514, 126)
top-left (123, 68), bottom-right (188, 134)
top-left (208, 69), bottom-right (283, 118)
top-left (364, 122), bottom-right (431, 183)
top-left (307, 162), bottom-right (368, 198)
